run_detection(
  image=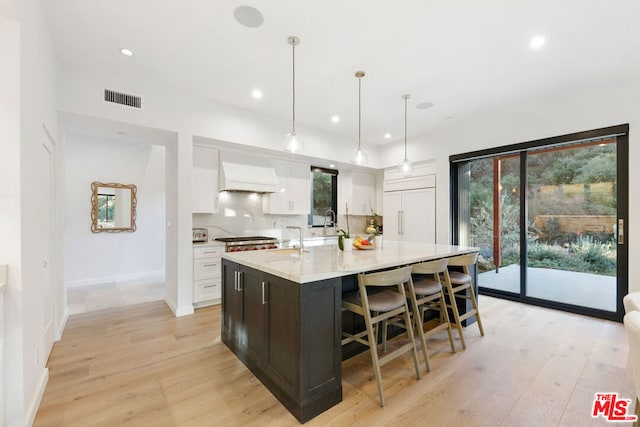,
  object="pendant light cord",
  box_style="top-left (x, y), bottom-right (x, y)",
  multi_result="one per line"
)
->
top-left (292, 41), bottom-right (296, 134)
top-left (358, 76), bottom-right (361, 149)
top-left (404, 96), bottom-right (408, 160)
